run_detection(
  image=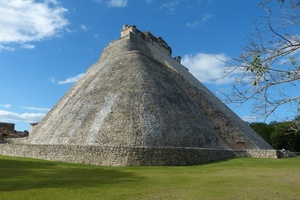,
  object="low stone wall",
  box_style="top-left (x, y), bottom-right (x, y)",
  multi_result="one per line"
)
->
top-left (6, 137), bottom-right (28, 144)
top-left (233, 149), bottom-right (279, 158)
top-left (0, 144), bottom-right (280, 166)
